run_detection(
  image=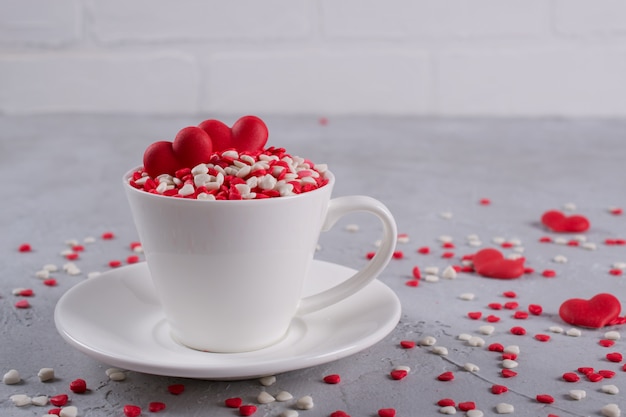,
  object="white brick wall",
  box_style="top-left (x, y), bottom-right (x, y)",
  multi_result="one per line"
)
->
top-left (1, 0), bottom-right (626, 116)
